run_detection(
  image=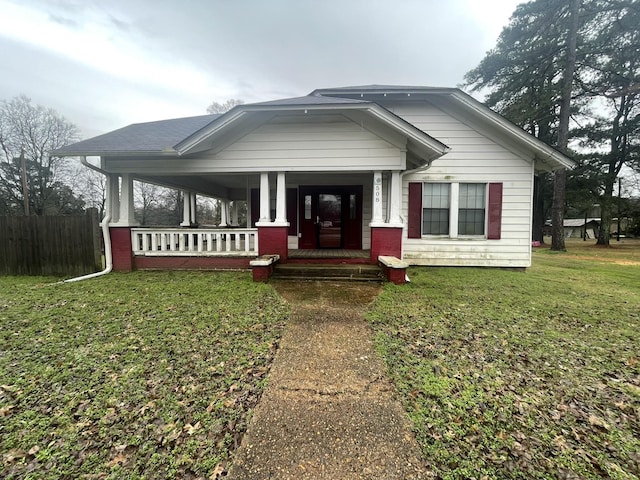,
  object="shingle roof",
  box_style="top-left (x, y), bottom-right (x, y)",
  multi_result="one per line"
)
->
top-left (54, 114), bottom-right (221, 156)
top-left (249, 95), bottom-right (369, 106)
